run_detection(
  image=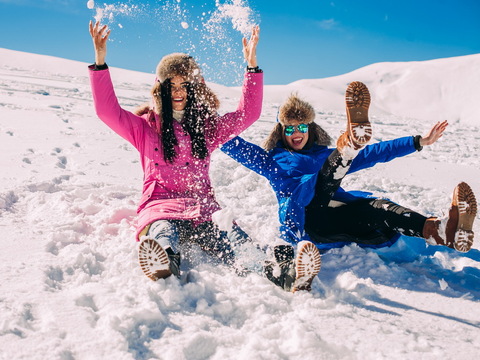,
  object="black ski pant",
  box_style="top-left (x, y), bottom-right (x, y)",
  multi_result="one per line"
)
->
top-left (146, 220), bottom-right (251, 267)
top-left (304, 149), bottom-right (427, 246)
